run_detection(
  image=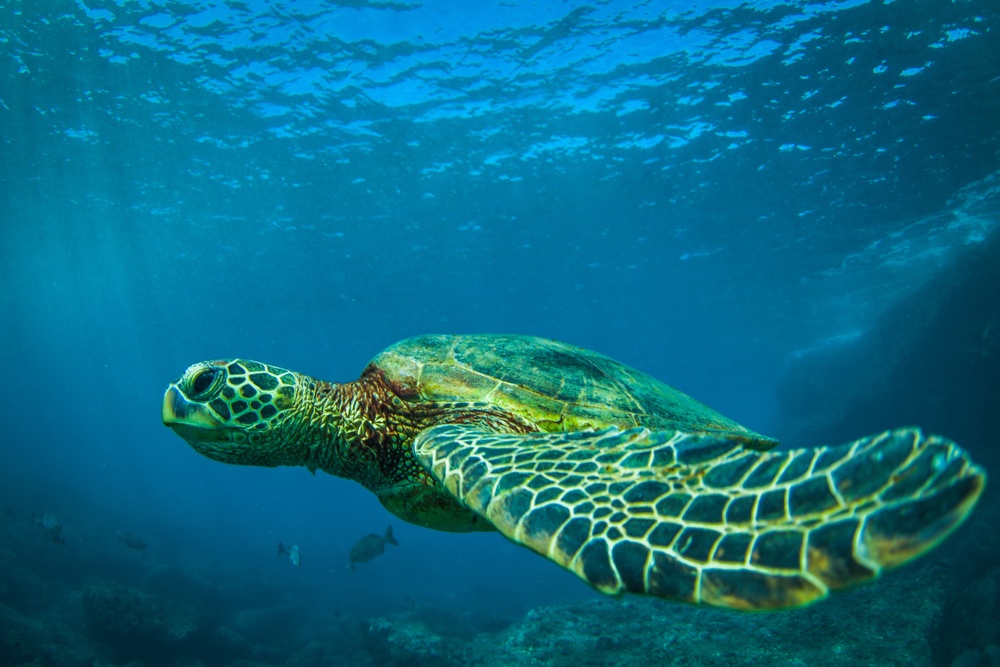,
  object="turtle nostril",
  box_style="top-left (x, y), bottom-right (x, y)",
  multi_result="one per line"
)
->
top-left (191, 368), bottom-right (218, 397)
